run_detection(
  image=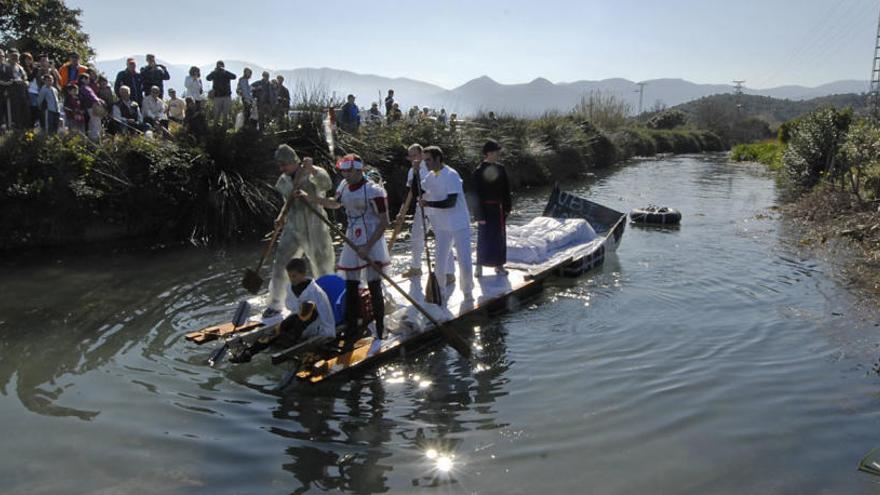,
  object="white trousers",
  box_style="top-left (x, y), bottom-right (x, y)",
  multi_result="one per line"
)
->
top-left (434, 227), bottom-right (473, 295)
top-left (267, 228), bottom-right (335, 311)
top-left (411, 205), bottom-right (453, 270)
